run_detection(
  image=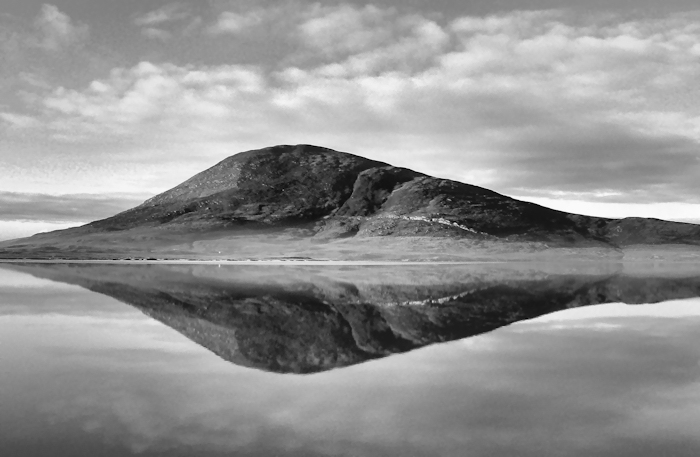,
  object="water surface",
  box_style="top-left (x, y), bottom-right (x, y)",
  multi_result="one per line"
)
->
top-left (2, 263), bottom-right (700, 456)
